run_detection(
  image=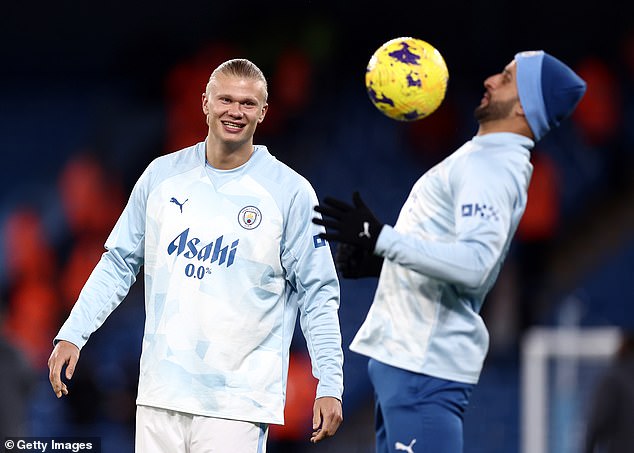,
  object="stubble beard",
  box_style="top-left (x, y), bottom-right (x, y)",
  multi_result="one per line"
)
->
top-left (474, 97), bottom-right (518, 124)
